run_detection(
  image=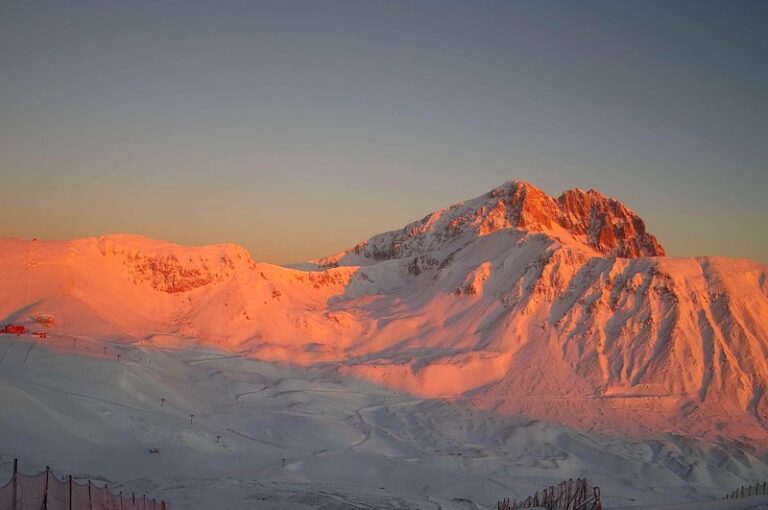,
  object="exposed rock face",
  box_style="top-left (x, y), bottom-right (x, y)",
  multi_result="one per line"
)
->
top-left (556, 188), bottom-right (665, 258)
top-left (480, 182), bottom-right (665, 257)
top-left (318, 181), bottom-right (664, 267)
